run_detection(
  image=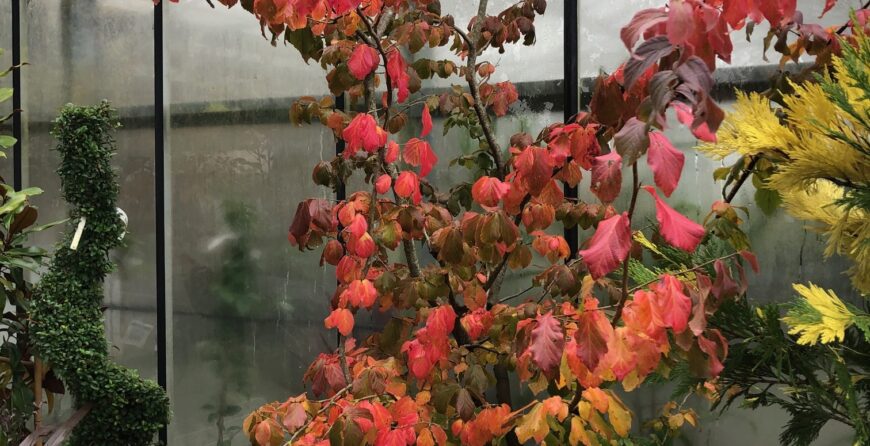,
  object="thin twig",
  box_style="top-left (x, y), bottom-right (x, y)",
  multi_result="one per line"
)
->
top-left (612, 162), bottom-right (640, 324)
top-left (723, 155), bottom-right (759, 203)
